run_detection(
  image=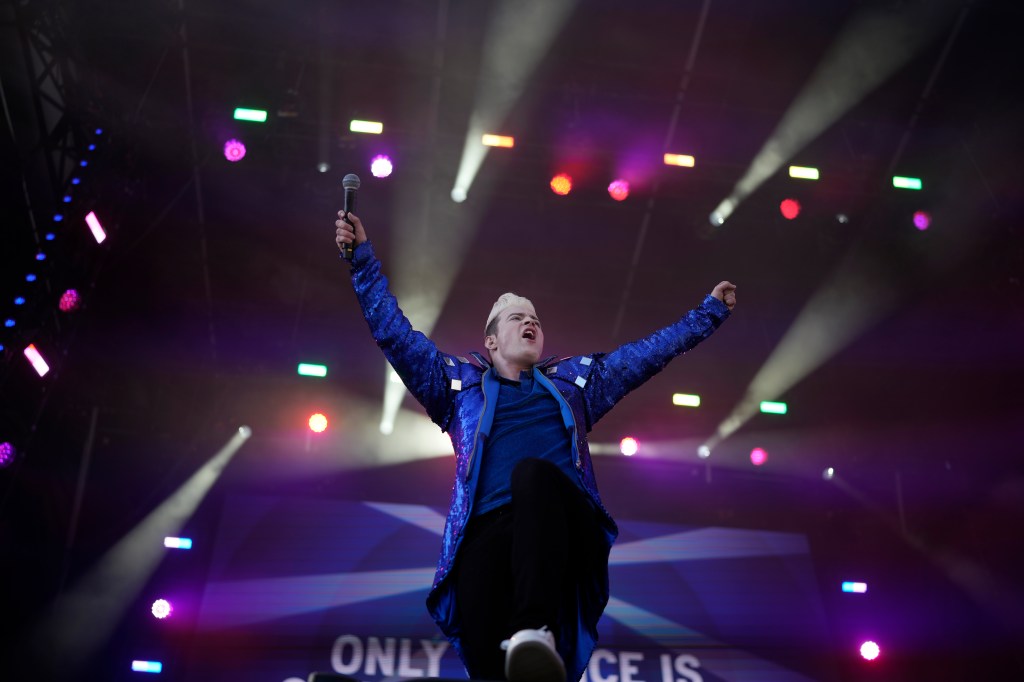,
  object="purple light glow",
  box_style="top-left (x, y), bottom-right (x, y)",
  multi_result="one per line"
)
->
top-left (85, 211), bottom-right (106, 244)
top-left (860, 641), bottom-right (880, 661)
top-left (370, 155), bottom-right (393, 178)
top-left (24, 344), bottom-right (50, 377)
top-left (223, 139), bottom-right (247, 163)
top-left (59, 289), bottom-right (81, 312)
top-left (750, 447), bottom-right (768, 466)
top-left (0, 442), bottom-right (15, 468)
top-left (608, 179), bottom-right (630, 202)
top-left (913, 211), bottom-right (931, 230)
top-left (152, 599), bottom-right (173, 619)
